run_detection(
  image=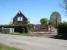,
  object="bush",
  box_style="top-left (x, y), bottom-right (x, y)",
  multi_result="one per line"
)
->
top-left (57, 22), bottom-right (67, 39)
top-left (0, 25), bottom-right (29, 33)
top-left (14, 25), bottom-right (29, 33)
